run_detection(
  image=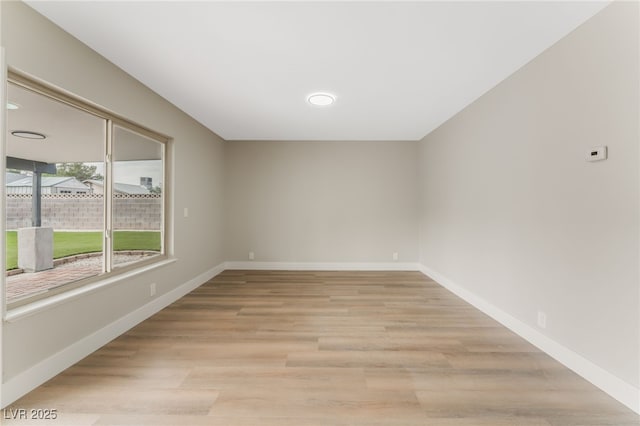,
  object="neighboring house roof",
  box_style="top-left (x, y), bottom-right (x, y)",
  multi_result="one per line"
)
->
top-left (114, 182), bottom-right (151, 194)
top-left (7, 176), bottom-right (89, 189)
top-left (84, 179), bottom-right (150, 195)
top-left (6, 172), bottom-right (26, 184)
